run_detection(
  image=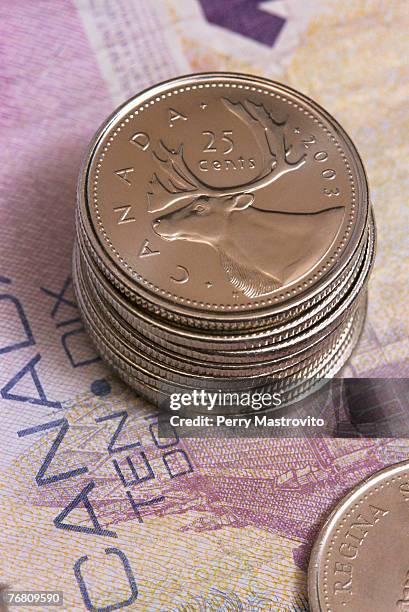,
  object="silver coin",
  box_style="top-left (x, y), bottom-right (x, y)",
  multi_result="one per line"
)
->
top-left (308, 459), bottom-right (409, 611)
top-left (77, 73), bottom-right (370, 330)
